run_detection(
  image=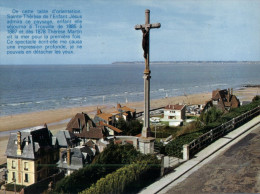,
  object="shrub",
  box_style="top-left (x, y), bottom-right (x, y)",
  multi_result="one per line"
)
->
top-left (116, 117), bottom-right (142, 136)
top-left (54, 144), bottom-right (151, 193)
top-left (80, 157), bottom-right (160, 194)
